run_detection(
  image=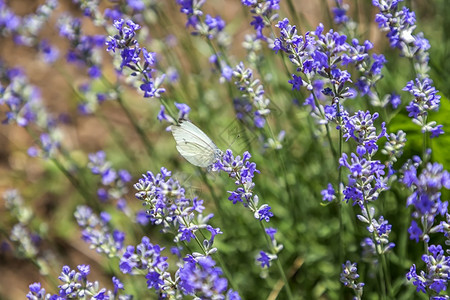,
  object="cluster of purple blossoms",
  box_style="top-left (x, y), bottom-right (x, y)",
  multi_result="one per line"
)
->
top-left (321, 183), bottom-right (336, 202)
top-left (406, 245), bottom-right (450, 298)
top-left (0, 0), bottom-right (58, 48)
top-left (175, 1), bottom-right (231, 82)
top-left (76, 82), bottom-right (117, 115)
top-left (1, 66), bottom-right (45, 126)
top-left (401, 159), bottom-right (450, 243)
top-left (372, 0), bottom-right (430, 71)
top-left (74, 205), bottom-right (126, 258)
top-left (213, 150), bottom-right (281, 269)
top-left (273, 20), bottom-right (352, 95)
top-left (106, 19), bottom-right (166, 98)
top-left (57, 15), bottom-right (105, 78)
top-left (358, 206), bottom-right (395, 262)
top-left (119, 236), bottom-right (172, 293)
top-left (178, 256), bottom-right (240, 299)
top-left (256, 227), bottom-right (282, 268)
top-left (103, 0), bottom-right (147, 23)
top-left (133, 167), bottom-right (222, 251)
top-left (345, 40), bottom-right (386, 100)
top-left (9, 223), bottom-right (39, 260)
top-left (273, 19), bottom-right (354, 131)
top-left (213, 150), bottom-right (273, 222)
top-left (403, 77), bottom-right (443, 138)
top-left (373, 1), bottom-right (443, 136)
top-left (273, 17), bottom-right (391, 134)
top-left (0, 65), bottom-right (62, 159)
top-left (437, 214), bottom-right (450, 256)
top-left (340, 261), bottom-right (364, 299)
top-left (27, 265), bottom-right (130, 299)
top-left (339, 111), bottom-right (388, 206)
top-left (157, 101), bottom-right (191, 126)
top-left (119, 238), bottom-right (241, 299)
top-left (232, 62), bottom-right (271, 129)
top-left (332, 0), bottom-right (352, 26)
top-left (3, 190), bottom-right (43, 260)
top-left (176, 0), bottom-right (226, 41)
top-left (87, 151), bottom-right (134, 216)
top-left (241, 0), bottom-right (280, 41)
